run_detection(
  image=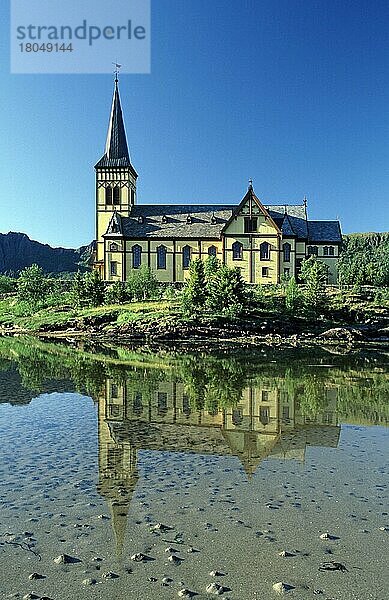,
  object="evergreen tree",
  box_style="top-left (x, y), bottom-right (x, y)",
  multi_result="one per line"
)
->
top-left (285, 276), bottom-right (302, 314)
top-left (300, 256), bottom-right (328, 316)
top-left (209, 265), bottom-right (246, 317)
top-left (181, 258), bottom-right (206, 318)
